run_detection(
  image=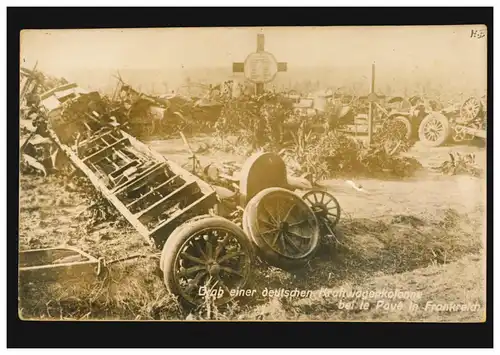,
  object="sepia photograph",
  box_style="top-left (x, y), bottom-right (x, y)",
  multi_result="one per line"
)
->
top-left (17, 24), bottom-right (488, 323)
